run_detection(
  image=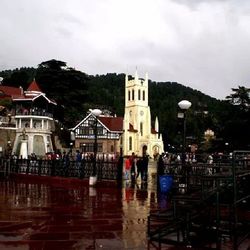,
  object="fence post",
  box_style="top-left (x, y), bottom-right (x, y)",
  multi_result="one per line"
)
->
top-left (51, 160), bottom-right (55, 176)
top-left (38, 160), bottom-right (42, 176)
top-left (26, 159), bottom-right (30, 174)
top-left (117, 156), bottom-right (123, 185)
